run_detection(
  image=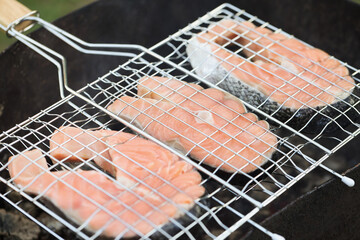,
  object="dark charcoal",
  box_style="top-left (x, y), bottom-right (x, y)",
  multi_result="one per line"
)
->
top-left (0, 209), bottom-right (40, 240)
